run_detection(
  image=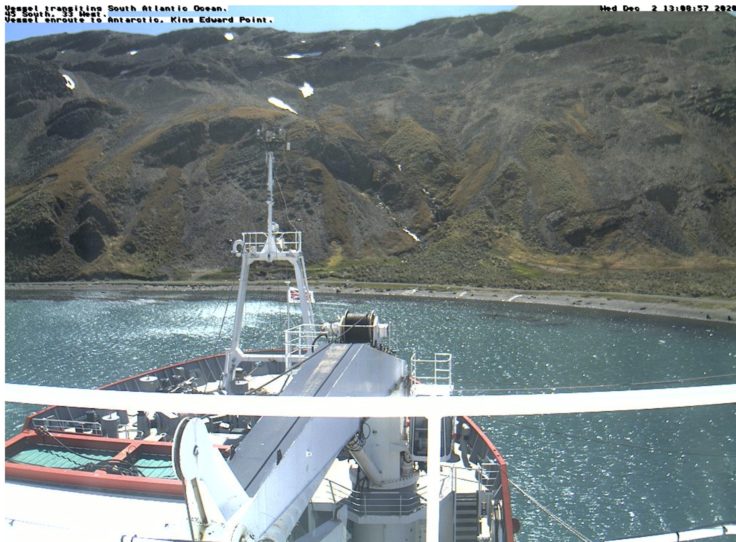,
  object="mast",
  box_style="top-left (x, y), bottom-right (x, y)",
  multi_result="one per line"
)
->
top-left (223, 128), bottom-right (315, 394)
